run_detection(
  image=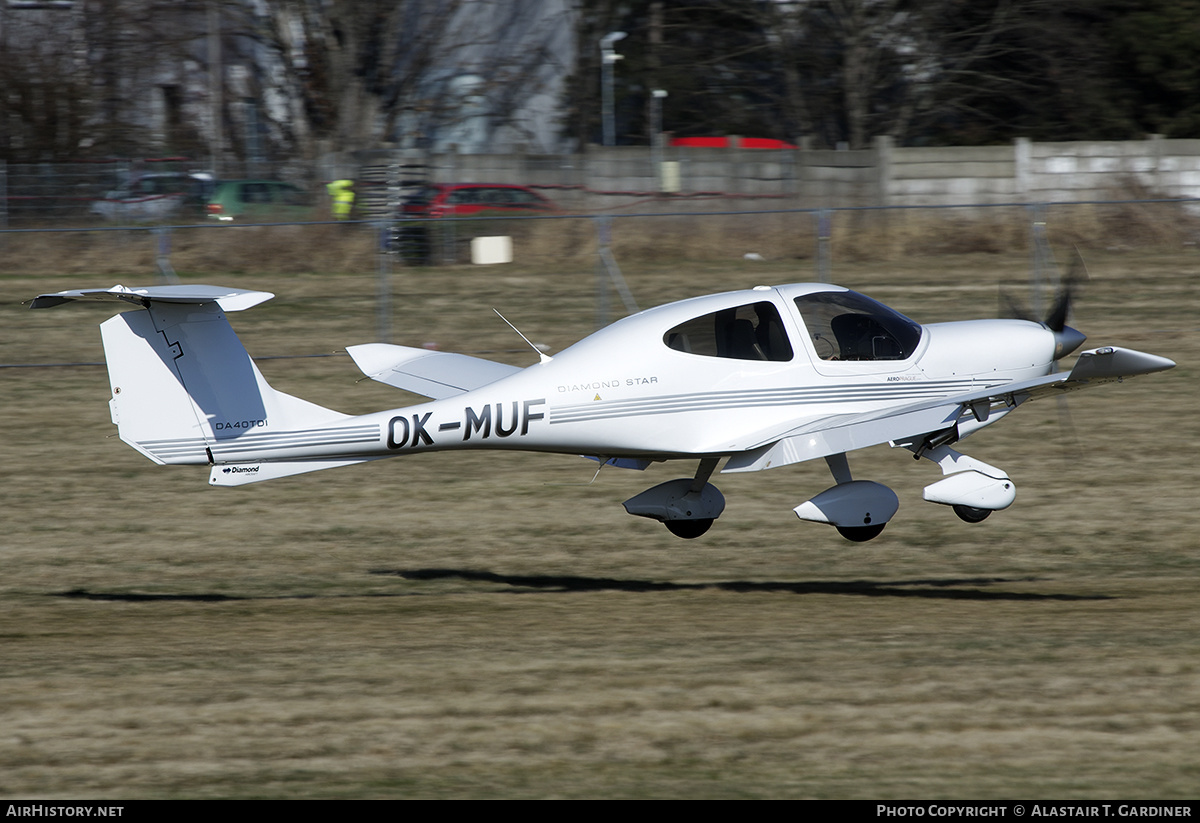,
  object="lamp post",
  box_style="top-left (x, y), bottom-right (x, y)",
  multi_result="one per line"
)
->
top-left (600, 31), bottom-right (627, 147)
